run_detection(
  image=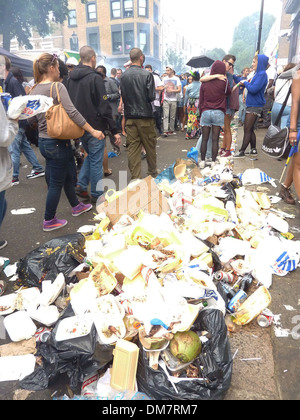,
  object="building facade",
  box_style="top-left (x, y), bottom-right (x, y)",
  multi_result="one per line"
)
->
top-left (63, 0), bottom-right (161, 71)
top-left (284, 0), bottom-right (300, 62)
